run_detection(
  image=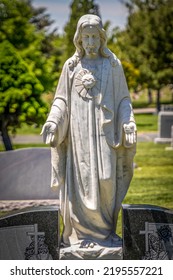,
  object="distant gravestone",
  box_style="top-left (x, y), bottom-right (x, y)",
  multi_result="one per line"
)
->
top-left (122, 204), bottom-right (173, 260)
top-left (165, 125), bottom-right (173, 151)
top-left (0, 206), bottom-right (60, 259)
top-left (155, 112), bottom-right (173, 143)
top-left (161, 104), bottom-right (173, 111)
top-left (0, 148), bottom-right (58, 200)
